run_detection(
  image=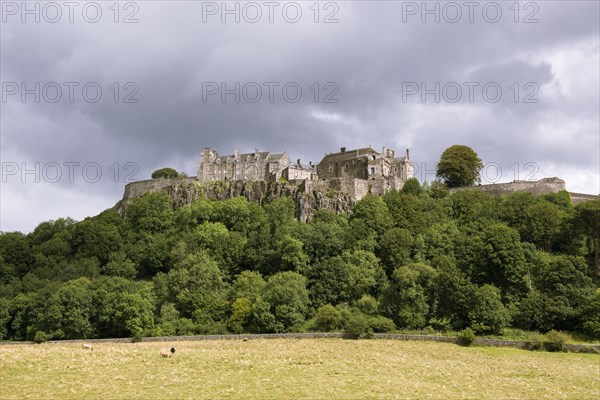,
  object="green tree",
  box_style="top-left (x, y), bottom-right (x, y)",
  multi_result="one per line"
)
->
top-left (436, 145), bottom-right (483, 187)
top-left (380, 263), bottom-right (437, 329)
top-left (38, 278), bottom-right (94, 339)
top-left (125, 192), bottom-right (174, 234)
top-left (468, 284), bottom-right (511, 334)
top-left (165, 252), bottom-right (226, 322)
top-left (377, 228), bottom-right (414, 276)
top-left (313, 304), bottom-right (344, 332)
top-left (401, 178), bottom-right (423, 196)
top-left (478, 224), bottom-right (527, 302)
top-left (572, 200), bottom-right (600, 276)
top-left (151, 167), bottom-right (179, 179)
top-left (0, 298), bottom-right (10, 340)
top-left (580, 290), bottom-right (600, 338)
top-left (72, 218), bottom-right (123, 265)
top-left (523, 202), bottom-right (565, 251)
top-left (433, 256), bottom-right (477, 330)
top-left (350, 195), bottom-right (393, 237)
top-left (263, 271), bottom-right (309, 332)
top-left (228, 298), bottom-right (253, 333)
